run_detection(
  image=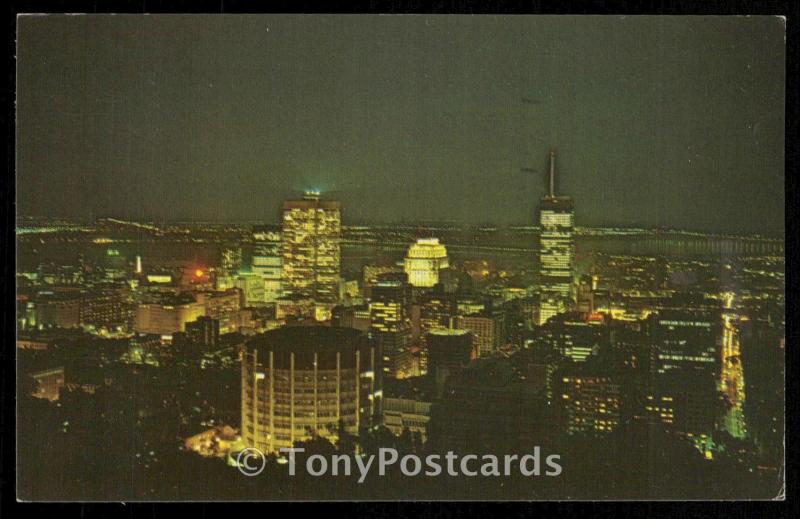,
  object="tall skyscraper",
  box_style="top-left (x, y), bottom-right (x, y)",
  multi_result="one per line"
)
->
top-left (538, 150), bottom-right (575, 325)
top-left (220, 247), bottom-right (243, 276)
top-left (369, 280), bottom-right (412, 378)
top-left (414, 286), bottom-right (457, 346)
top-left (252, 227), bottom-right (283, 303)
top-left (282, 191), bottom-right (341, 320)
